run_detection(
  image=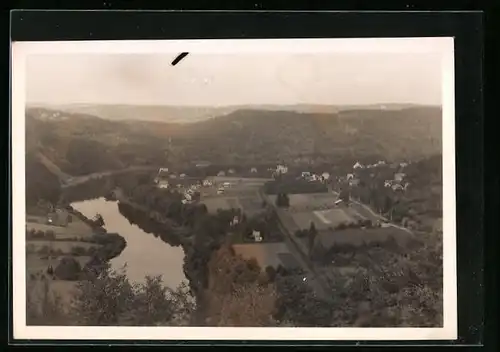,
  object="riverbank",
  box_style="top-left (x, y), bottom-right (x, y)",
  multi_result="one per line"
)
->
top-left (26, 204), bottom-right (127, 324)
